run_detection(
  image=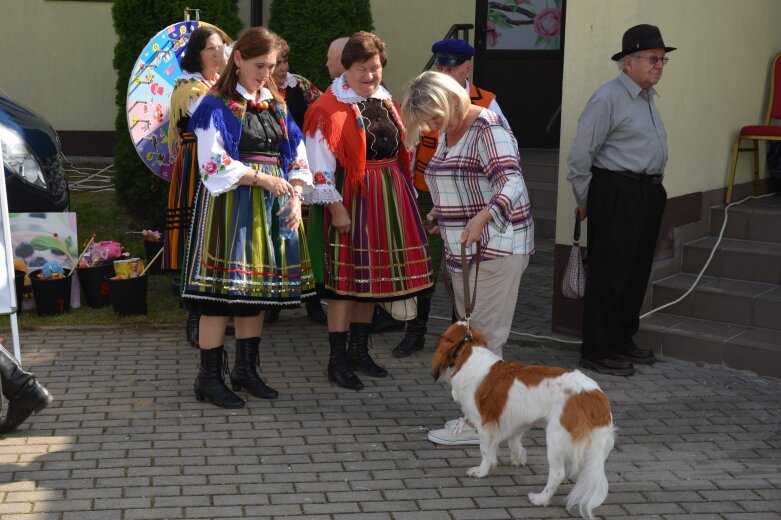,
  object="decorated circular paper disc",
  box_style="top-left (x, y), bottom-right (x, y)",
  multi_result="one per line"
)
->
top-left (126, 21), bottom-right (229, 181)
